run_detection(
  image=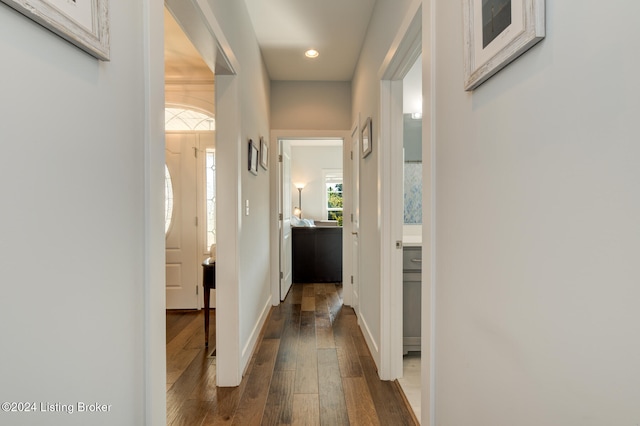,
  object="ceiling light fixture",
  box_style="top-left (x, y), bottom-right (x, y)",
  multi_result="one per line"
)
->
top-left (305, 49), bottom-right (319, 58)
